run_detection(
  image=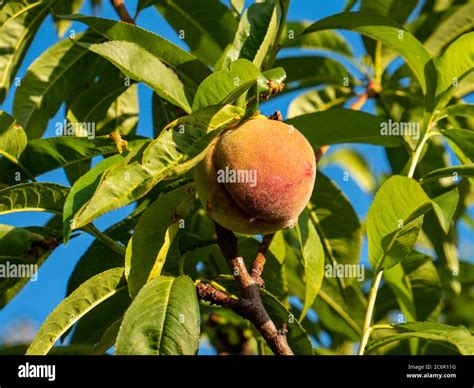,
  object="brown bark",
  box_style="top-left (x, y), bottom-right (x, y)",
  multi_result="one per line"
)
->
top-left (110, 0), bottom-right (135, 24)
top-left (199, 223), bottom-right (294, 355)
